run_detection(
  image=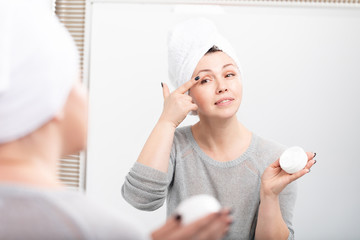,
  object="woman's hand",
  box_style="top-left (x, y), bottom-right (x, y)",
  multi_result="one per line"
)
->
top-left (160, 78), bottom-right (199, 128)
top-left (256, 153), bottom-right (316, 239)
top-left (151, 209), bottom-right (232, 240)
top-left (261, 152), bottom-right (316, 198)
